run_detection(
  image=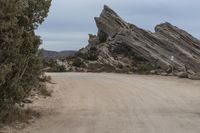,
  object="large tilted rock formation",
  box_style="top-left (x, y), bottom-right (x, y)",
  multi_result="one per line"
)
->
top-left (66, 5), bottom-right (200, 78)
